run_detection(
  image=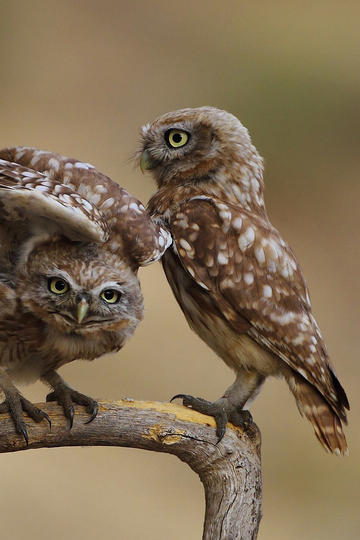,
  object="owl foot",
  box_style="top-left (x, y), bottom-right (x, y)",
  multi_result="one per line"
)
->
top-left (171, 394), bottom-right (252, 443)
top-left (46, 384), bottom-right (98, 428)
top-left (0, 394), bottom-right (51, 445)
